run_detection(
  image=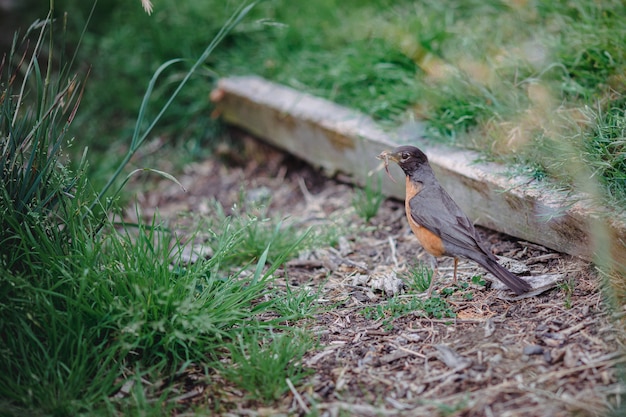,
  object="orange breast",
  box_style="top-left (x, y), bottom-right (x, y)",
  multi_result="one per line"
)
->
top-left (405, 176), bottom-right (446, 257)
